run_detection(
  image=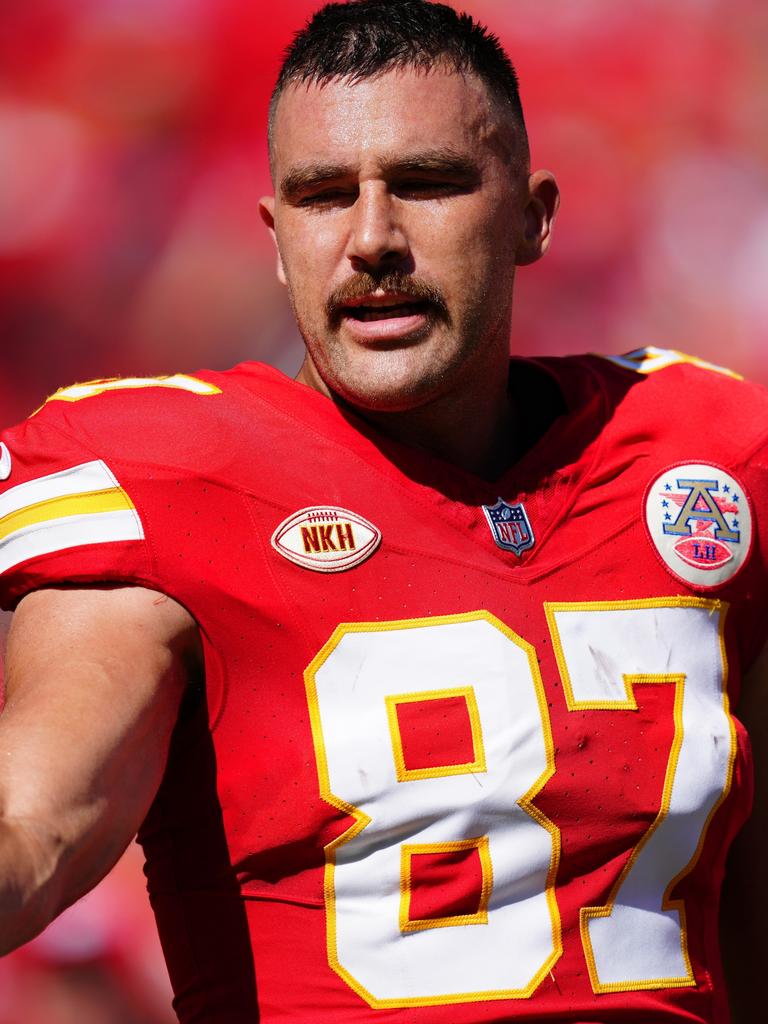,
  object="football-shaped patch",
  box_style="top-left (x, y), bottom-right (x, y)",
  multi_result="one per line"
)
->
top-left (644, 463), bottom-right (753, 589)
top-left (271, 506), bottom-right (381, 573)
top-left (673, 536), bottom-right (733, 571)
